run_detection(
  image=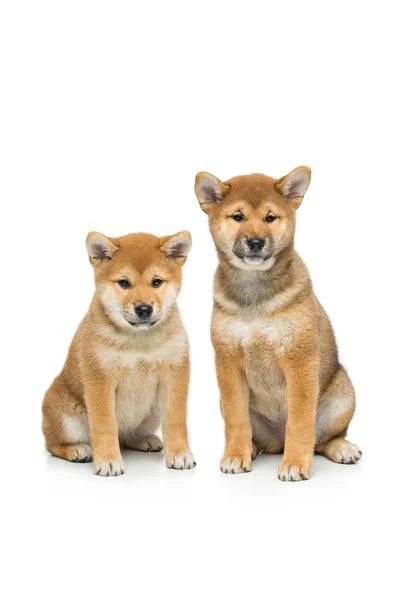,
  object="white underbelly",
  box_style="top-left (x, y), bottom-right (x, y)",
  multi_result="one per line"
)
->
top-left (115, 369), bottom-right (159, 434)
